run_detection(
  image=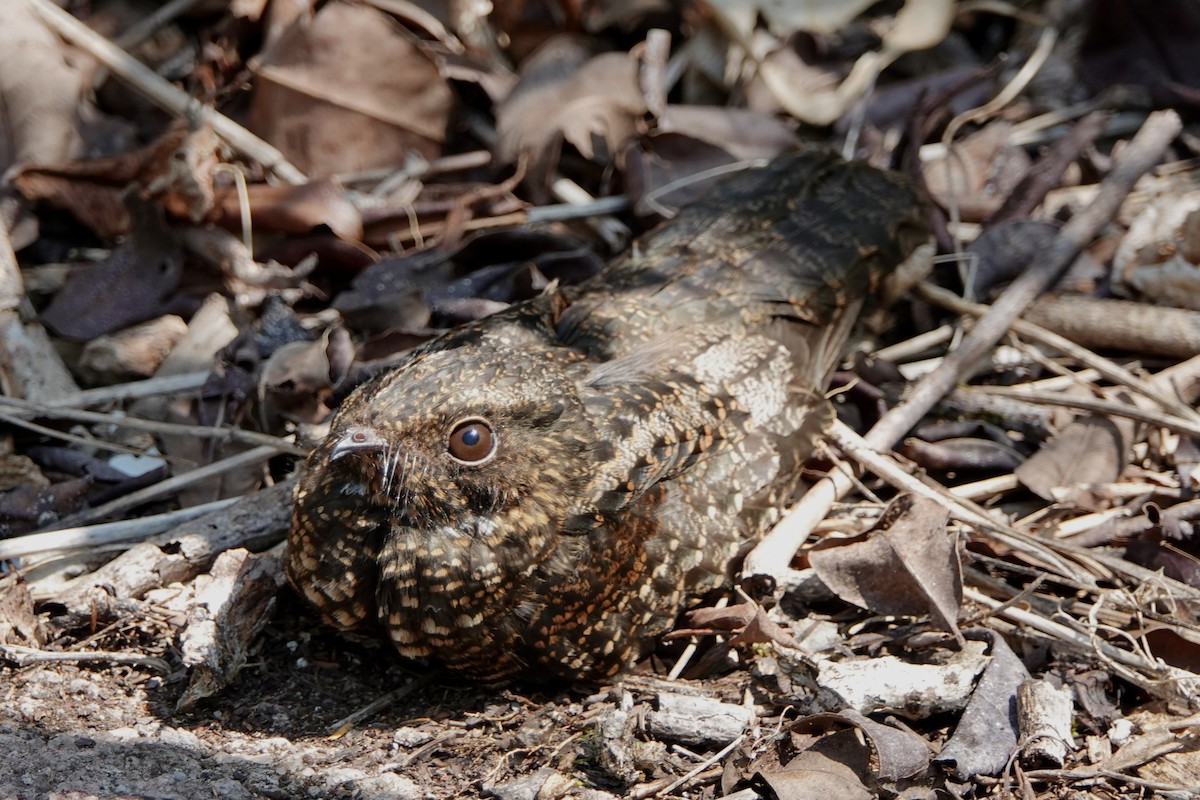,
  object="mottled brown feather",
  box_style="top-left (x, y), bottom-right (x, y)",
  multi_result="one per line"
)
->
top-left (286, 150), bottom-right (929, 679)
